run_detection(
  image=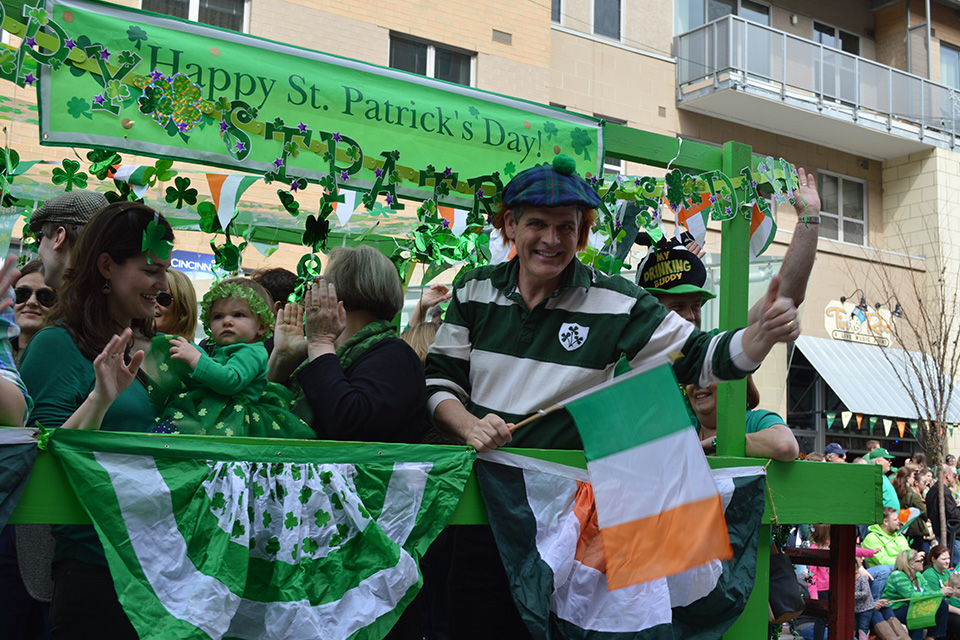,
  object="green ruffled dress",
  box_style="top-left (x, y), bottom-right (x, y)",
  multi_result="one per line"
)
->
top-left (149, 335), bottom-right (314, 439)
